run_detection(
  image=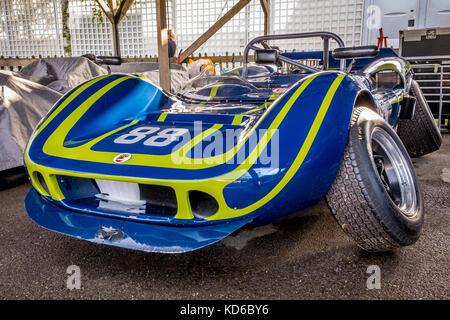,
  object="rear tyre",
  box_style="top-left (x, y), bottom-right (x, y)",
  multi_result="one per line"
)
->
top-left (326, 107), bottom-right (424, 252)
top-left (397, 80), bottom-right (442, 157)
